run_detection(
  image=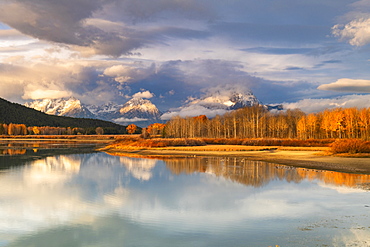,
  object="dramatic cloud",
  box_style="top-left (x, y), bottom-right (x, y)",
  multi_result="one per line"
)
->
top-left (0, 0), bottom-right (370, 116)
top-left (318, 78), bottom-right (370, 93)
top-left (0, 0), bottom-right (212, 57)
